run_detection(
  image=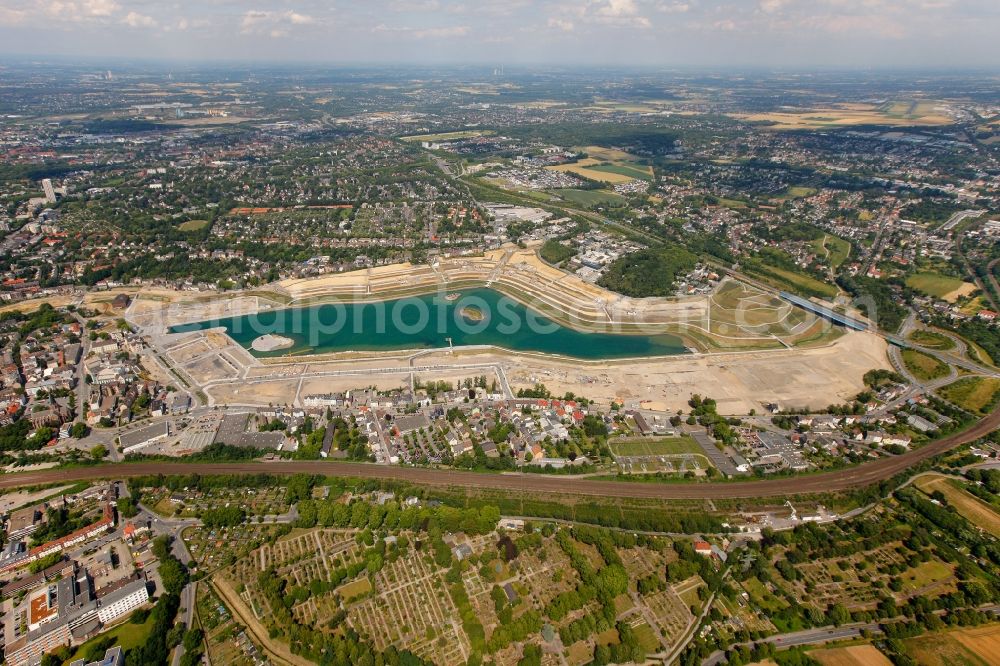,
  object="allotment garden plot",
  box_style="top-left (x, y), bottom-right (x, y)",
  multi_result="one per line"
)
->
top-left (212, 505), bottom-right (715, 666)
top-left (610, 436), bottom-right (714, 475)
top-left (196, 581), bottom-right (269, 665)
